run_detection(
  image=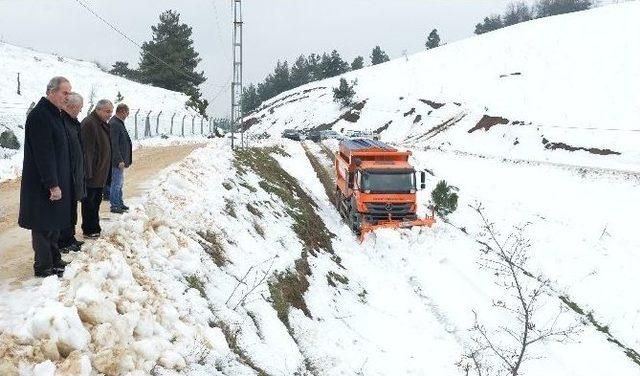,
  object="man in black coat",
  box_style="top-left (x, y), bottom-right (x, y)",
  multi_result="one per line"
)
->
top-left (58, 92), bottom-right (86, 253)
top-left (18, 76), bottom-right (73, 278)
top-left (80, 99), bottom-right (113, 238)
top-left (108, 103), bottom-right (132, 214)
